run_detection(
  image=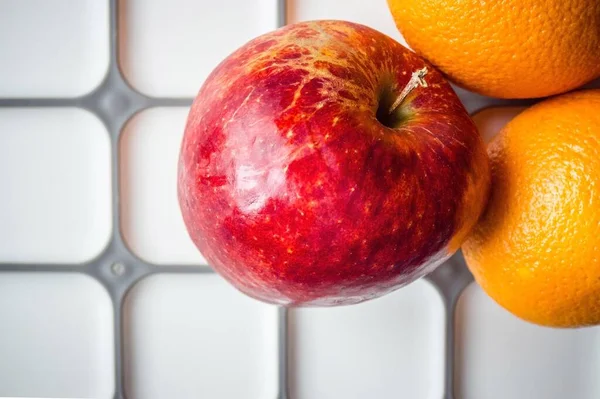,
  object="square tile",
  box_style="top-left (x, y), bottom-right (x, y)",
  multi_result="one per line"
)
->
top-left (0, 108), bottom-right (112, 264)
top-left (288, 280), bottom-right (445, 399)
top-left (455, 283), bottom-right (600, 399)
top-left (119, 0), bottom-right (279, 97)
top-left (0, 0), bottom-right (109, 97)
top-left (0, 273), bottom-right (115, 398)
top-left (124, 274), bottom-right (279, 399)
top-left (120, 107), bottom-right (204, 265)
